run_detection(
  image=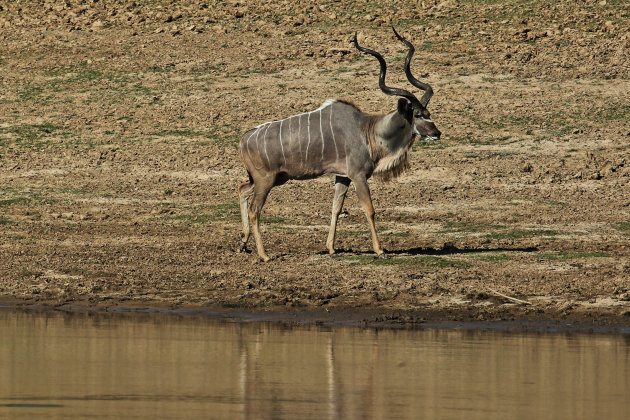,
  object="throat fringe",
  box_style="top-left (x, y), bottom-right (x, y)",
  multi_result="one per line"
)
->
top-left (374, 156), bottom-right (410, 182)
top-left (361, 117), bottom-right (415, 182)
